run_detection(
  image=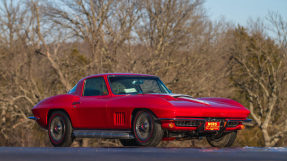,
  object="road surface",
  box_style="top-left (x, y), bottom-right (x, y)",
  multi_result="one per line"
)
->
top-left (0, 147), bottom-right (286, 161)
